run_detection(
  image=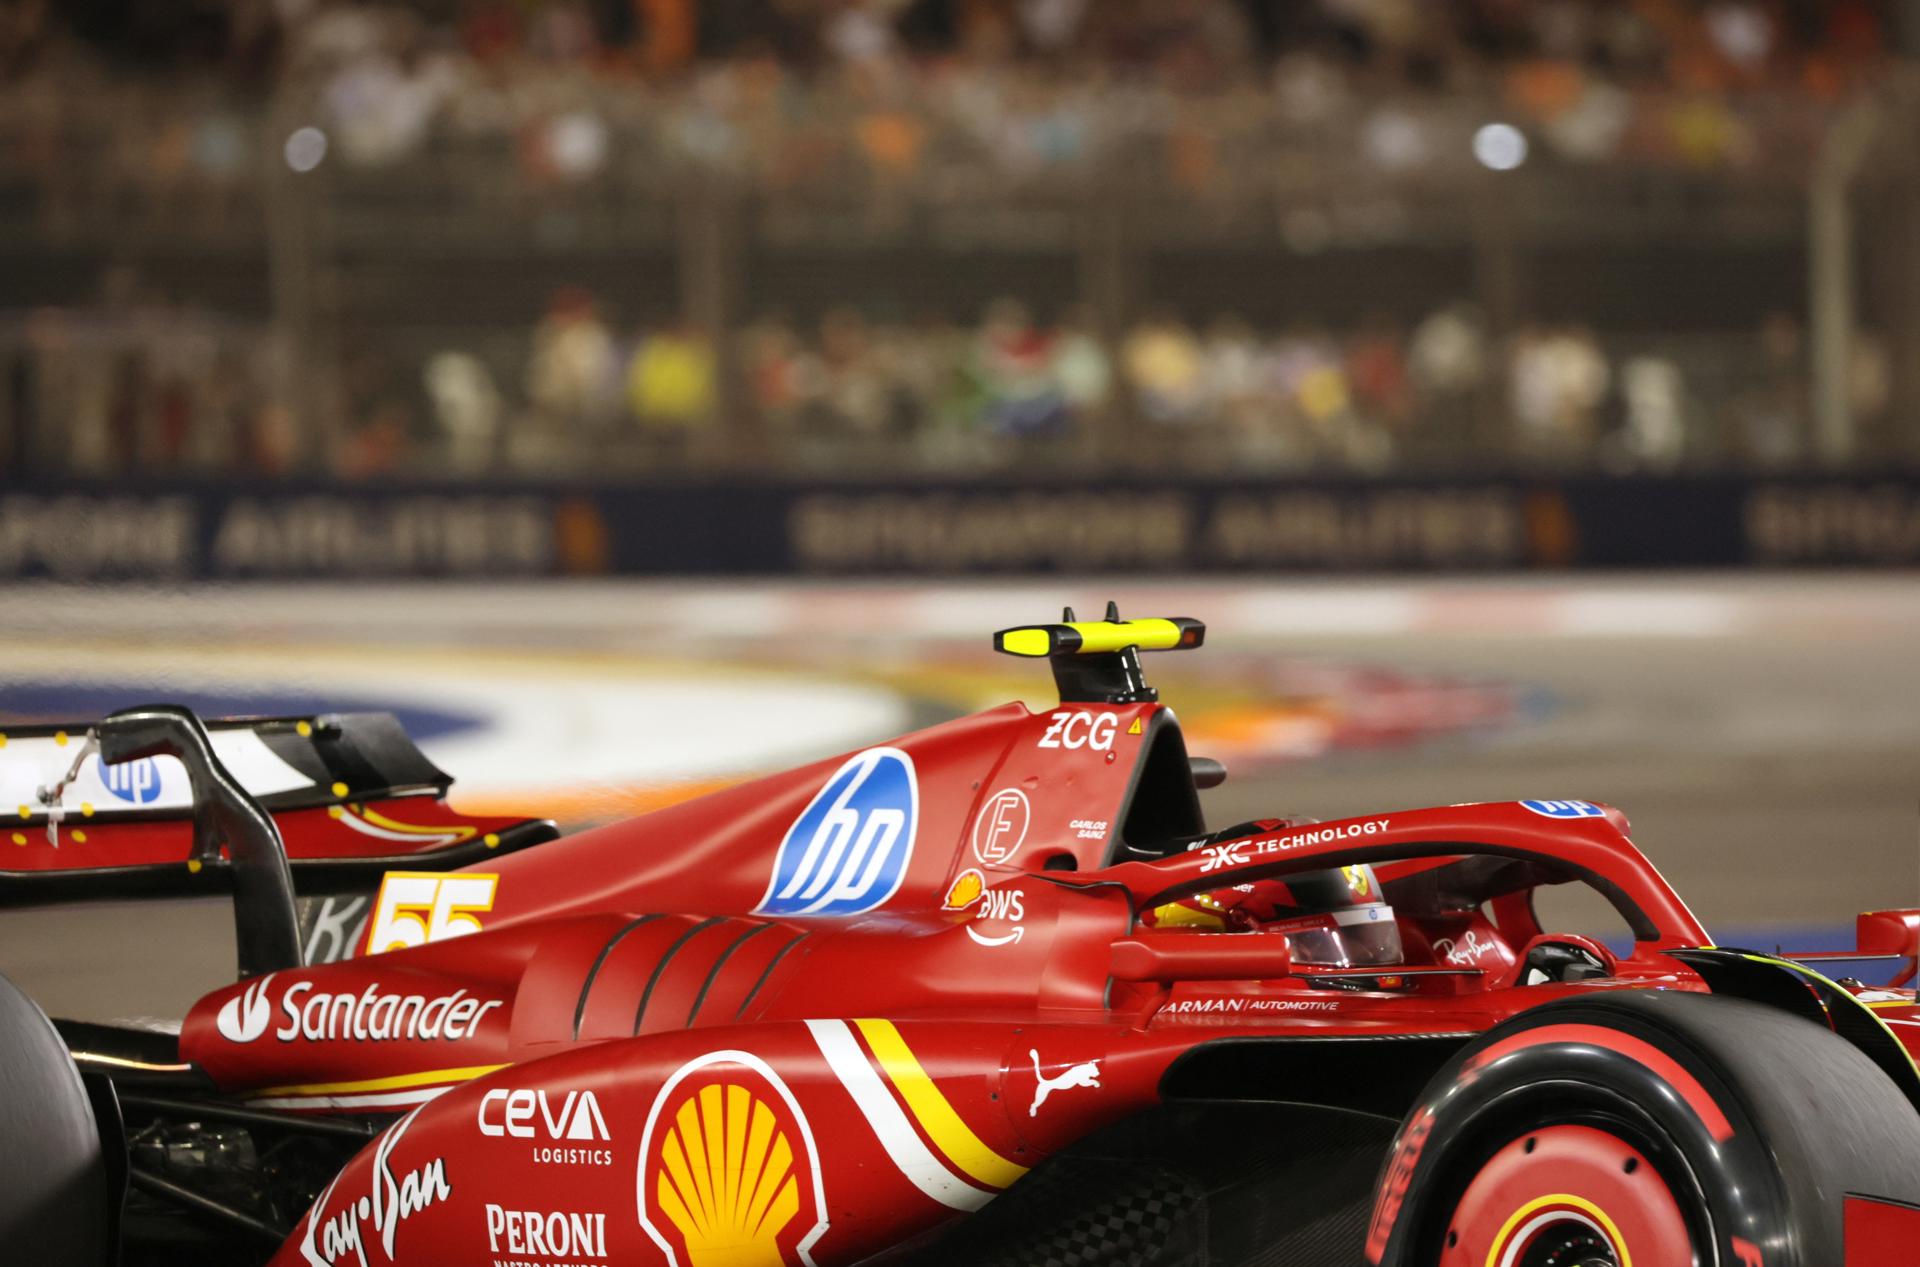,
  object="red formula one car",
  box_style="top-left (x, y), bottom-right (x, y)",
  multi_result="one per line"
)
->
top-left (5, 610), bottom-right (1920, 1267)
